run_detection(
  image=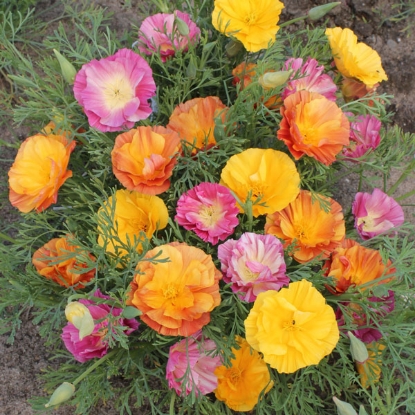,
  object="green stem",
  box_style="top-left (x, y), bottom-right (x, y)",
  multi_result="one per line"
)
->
top-left (279, 15), bottom-right (308, 28)
top-left (387, 160), bottom-right (415, 196)
top-left (0, 231), bottom-right (19, 244)
top-left (169, 392), bottom-right (176, 415)
top-left (245, 199), bottom-right (253, 232)
top-left (72, 349), bottom-right (116, 386)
